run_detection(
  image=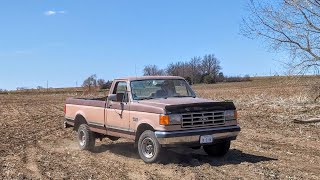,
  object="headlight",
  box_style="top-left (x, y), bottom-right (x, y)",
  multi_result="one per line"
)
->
top-left (159, 114), bottom-right (182, 125)
top-left (169, 114), bottom-right (182, 124)
top-left (225, 110), bottom-right (237, 120)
